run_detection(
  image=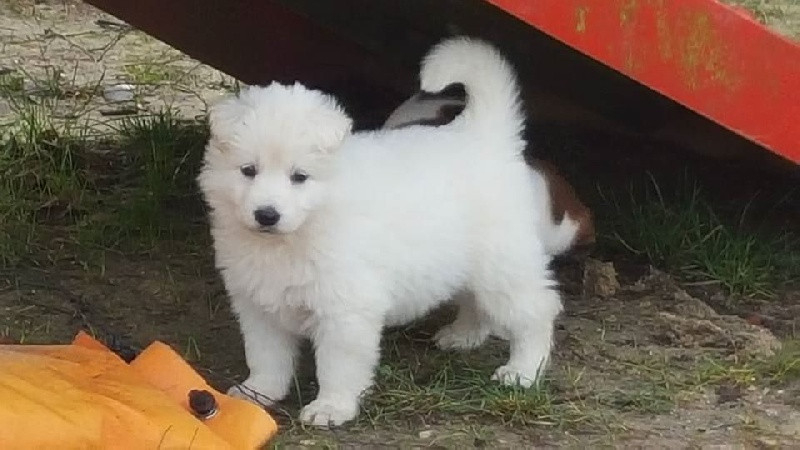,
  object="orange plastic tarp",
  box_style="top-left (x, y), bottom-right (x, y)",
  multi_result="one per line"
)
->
top-left (0, 332), bottom-right (277, 449)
